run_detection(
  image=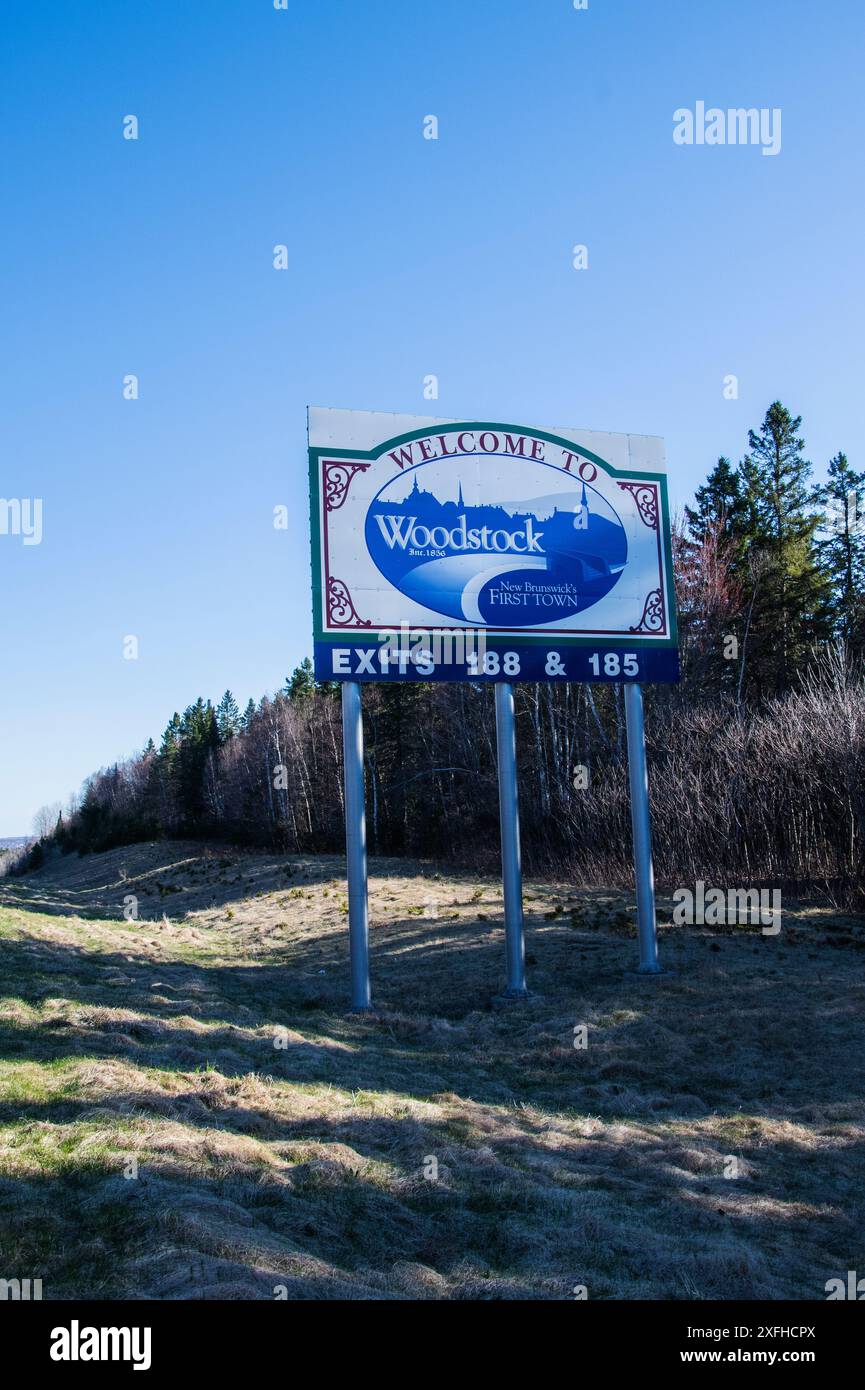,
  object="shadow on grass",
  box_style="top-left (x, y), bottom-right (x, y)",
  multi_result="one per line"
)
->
top-left (2, 1087), bottom-right (858, 1301)
top-left (1, 908), bottom-right (864, 1299)
top-left (1, 924), bottom-right (863, 1111)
